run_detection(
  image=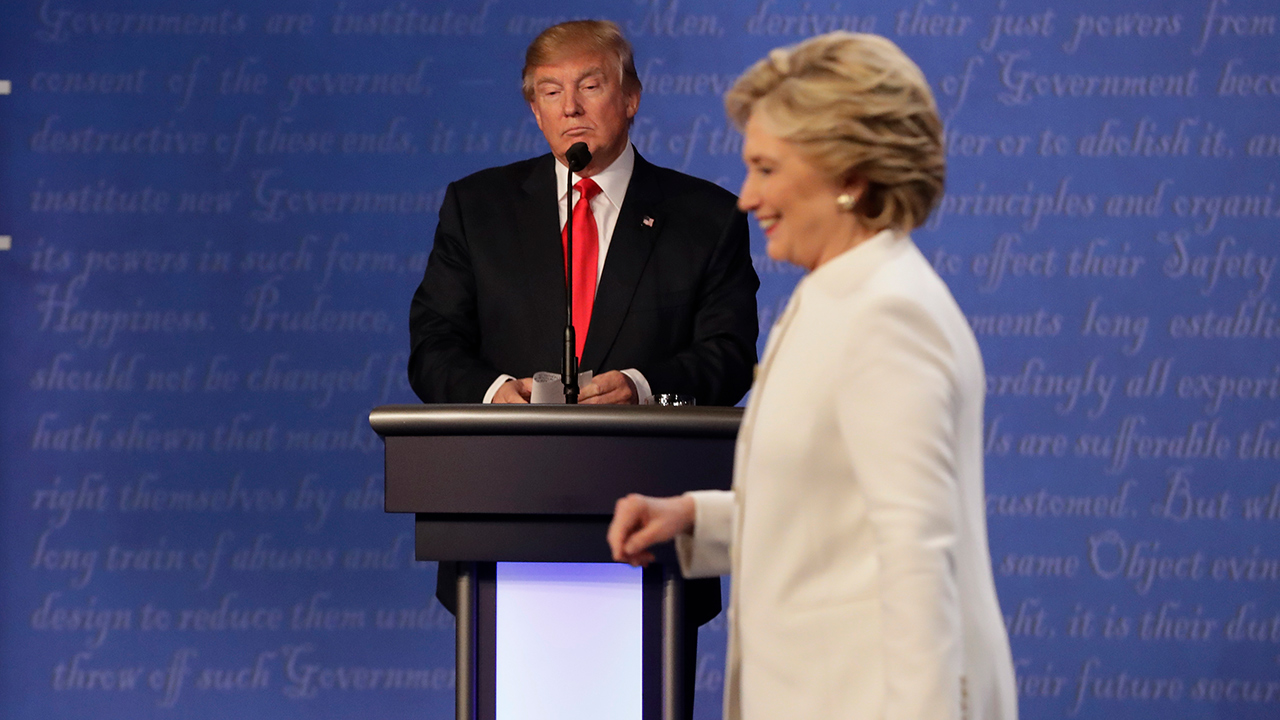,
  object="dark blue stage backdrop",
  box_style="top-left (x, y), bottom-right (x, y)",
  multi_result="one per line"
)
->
top-left (2, 0), bottom-right (1279, 717)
